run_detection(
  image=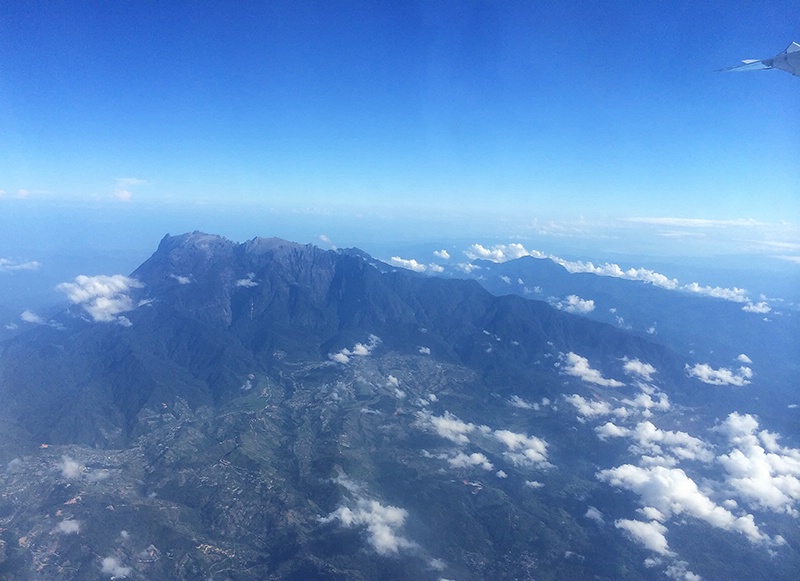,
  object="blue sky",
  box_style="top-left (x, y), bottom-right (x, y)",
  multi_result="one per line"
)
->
top-left (0, 1), bottom-right (798, 262)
